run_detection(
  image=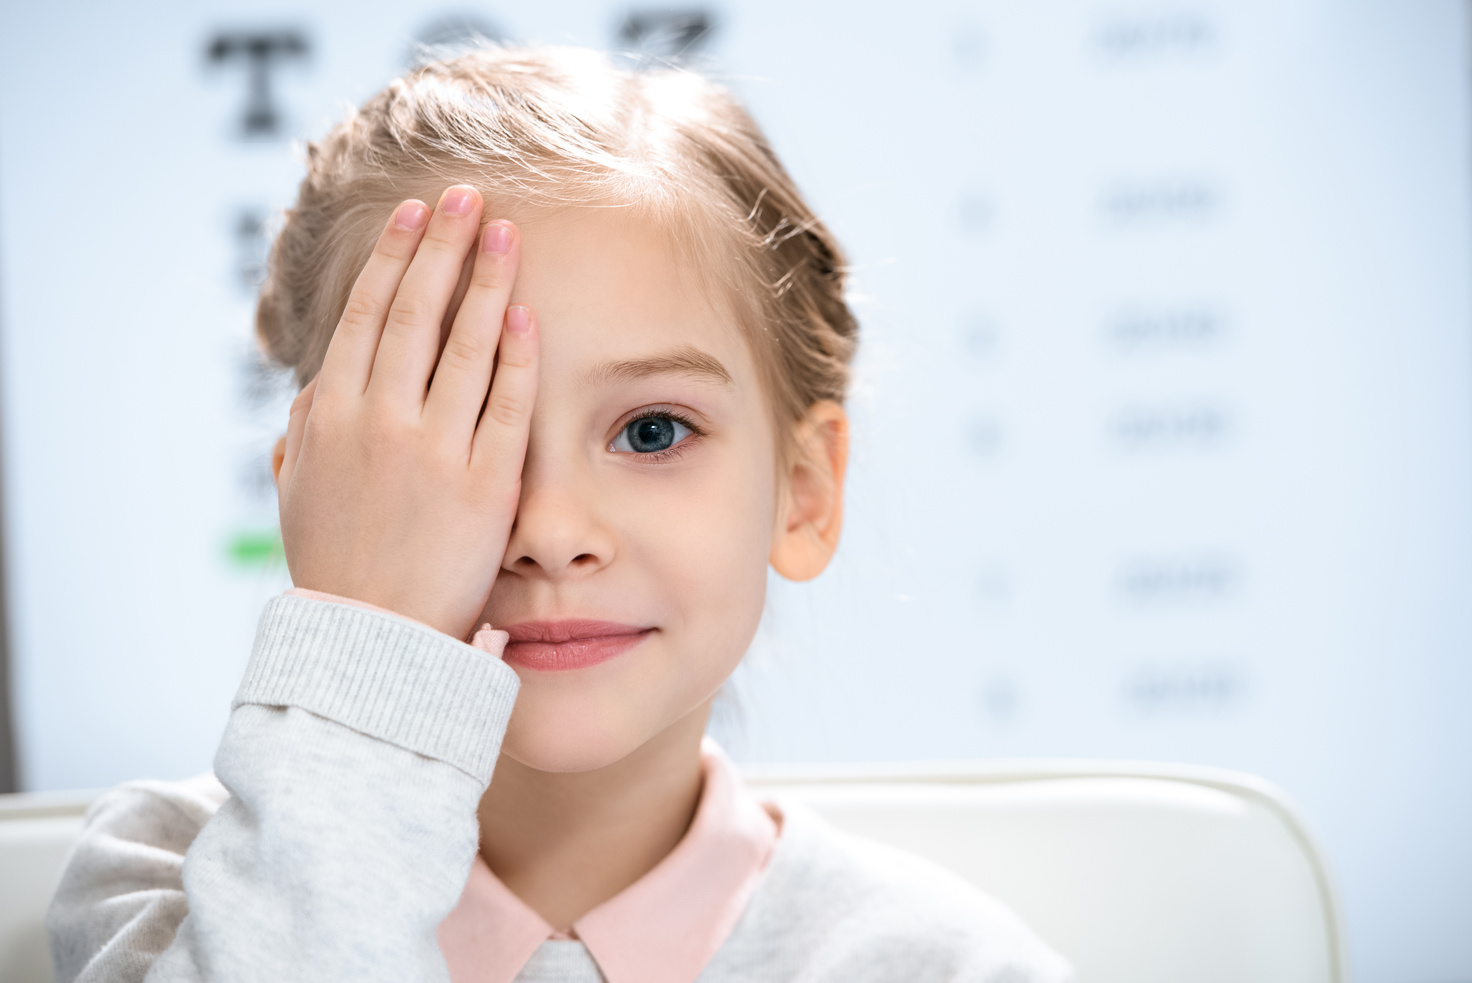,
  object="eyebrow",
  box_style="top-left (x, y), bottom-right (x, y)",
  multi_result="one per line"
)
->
top-left (580, 345), bottom-right (734, 388)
